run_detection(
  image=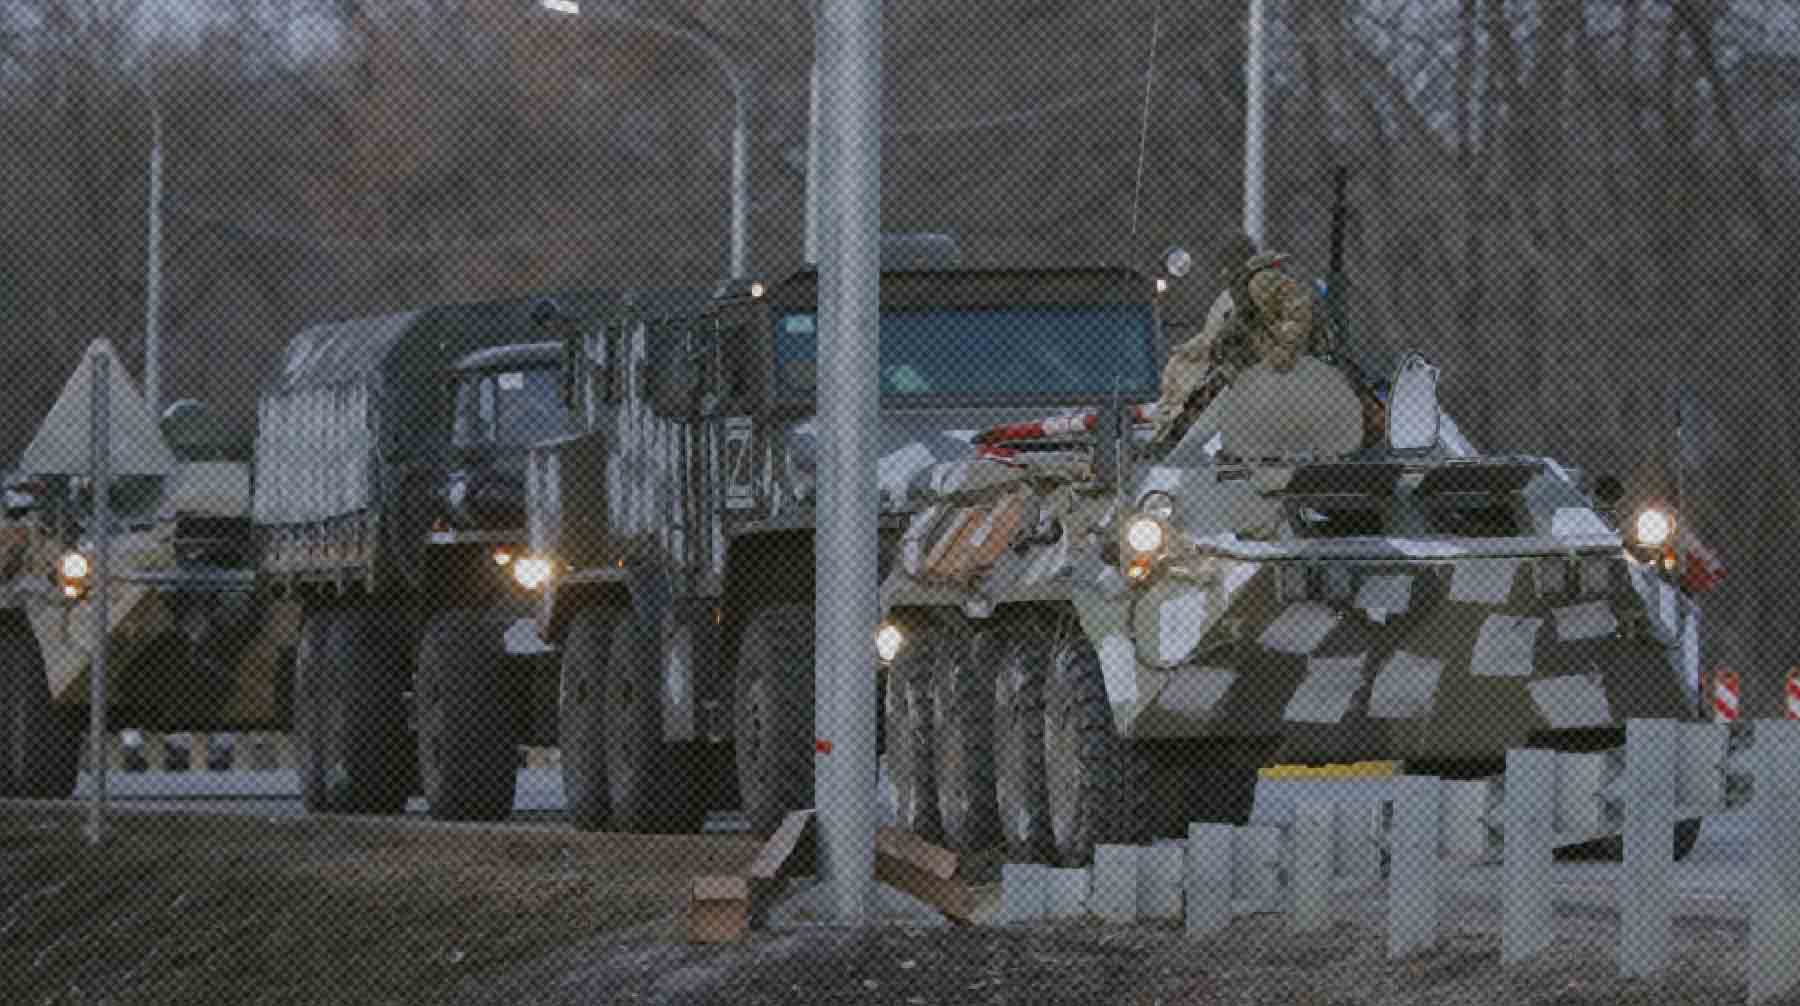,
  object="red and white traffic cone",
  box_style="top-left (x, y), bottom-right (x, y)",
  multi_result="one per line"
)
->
top-left (1712, 667), bottom-right (1741, 723)
top-left (1785, 667), bottom-right (1800, 721)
